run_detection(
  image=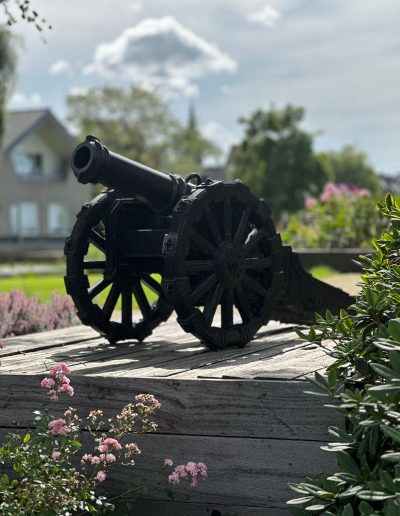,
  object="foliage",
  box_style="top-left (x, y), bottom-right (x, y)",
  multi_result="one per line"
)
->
top-left (0, 290), bottom-right (79, 338)
top-left (66, 86), bottom-right (219, 175)
top-left (229, 105), bottom-right (328, 218)
top-left (287, 194), bottom-right (400, 514)
top-left (0, 27), bottom-right (16, 142)
top-left (0, 0), bottom-right (51, 31)
top-left (317, 145), bottom-right (382, 196)
top-left (0, 363), bottom-right (208, 514)
top-left (281, 182), bottom-right (387, 249)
